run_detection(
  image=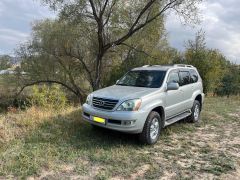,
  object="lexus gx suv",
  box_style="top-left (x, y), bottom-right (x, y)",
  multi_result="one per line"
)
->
top-left (82, 64), bottom-right (204, 144)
